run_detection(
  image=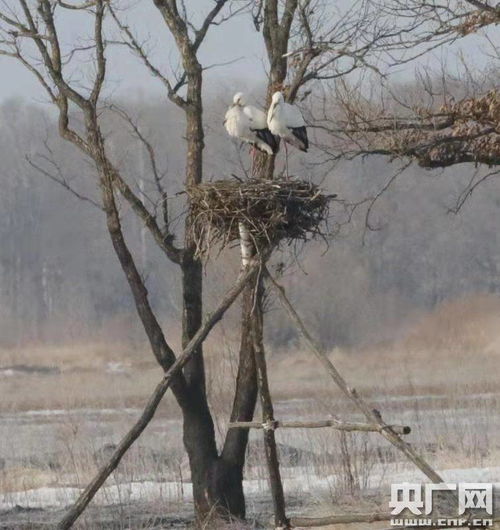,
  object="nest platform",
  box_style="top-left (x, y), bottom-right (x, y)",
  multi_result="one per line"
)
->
top-left (187, 178), bottom-right (334, 255)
